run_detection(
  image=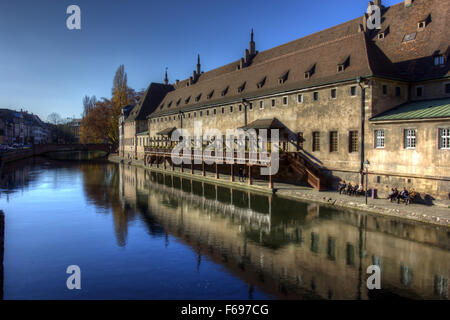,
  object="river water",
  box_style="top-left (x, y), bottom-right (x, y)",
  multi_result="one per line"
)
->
top-left (0, 157), bottom-right (448, 300)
